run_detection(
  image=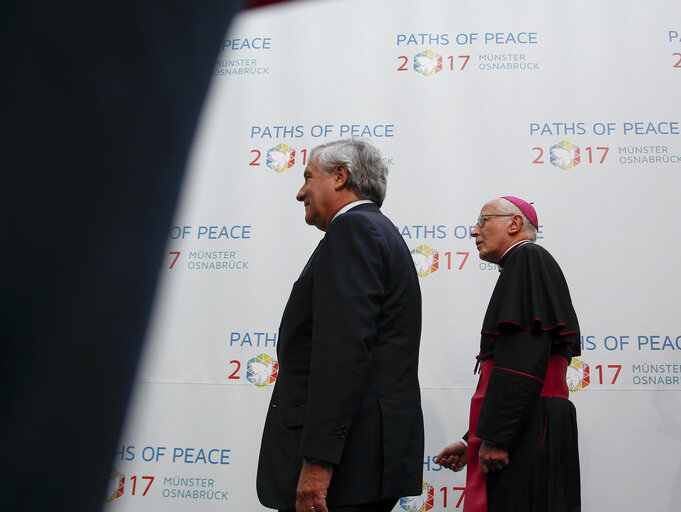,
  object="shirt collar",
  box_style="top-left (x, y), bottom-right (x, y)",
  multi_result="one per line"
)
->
top-left (331, 199), bottom-right (374, 224)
